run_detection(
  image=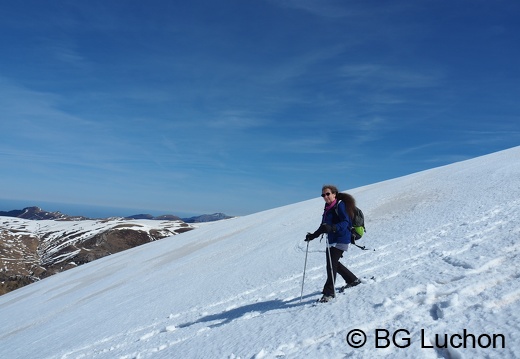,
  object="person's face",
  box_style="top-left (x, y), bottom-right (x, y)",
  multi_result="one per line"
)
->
top-left (321, 188), bottom-right (336, 205)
